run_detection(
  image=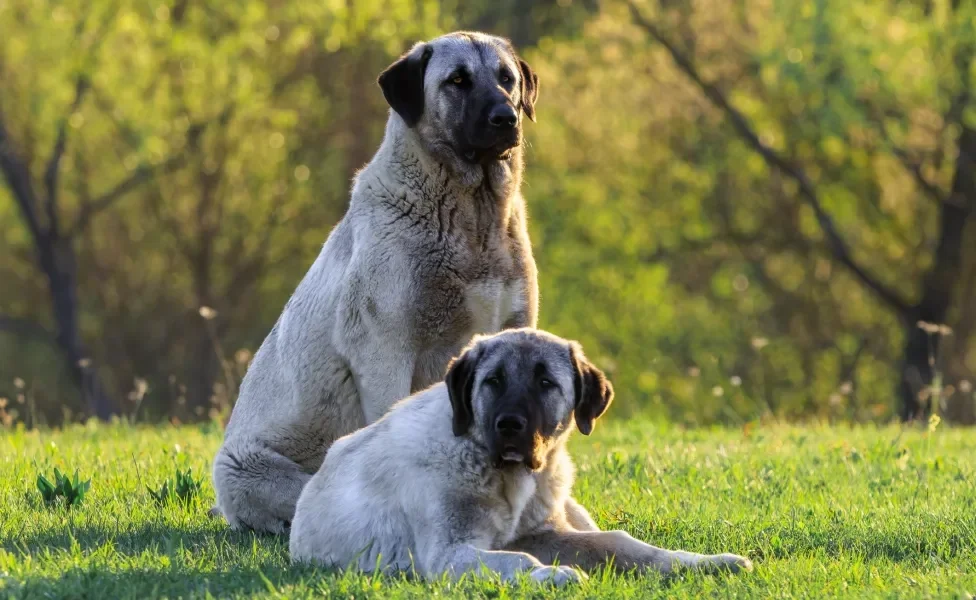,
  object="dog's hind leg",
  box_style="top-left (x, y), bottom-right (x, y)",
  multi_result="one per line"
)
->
top-left (507, 529), bottom-right (753, 575)
top-left (212, 443), bottom-right (311, 535)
